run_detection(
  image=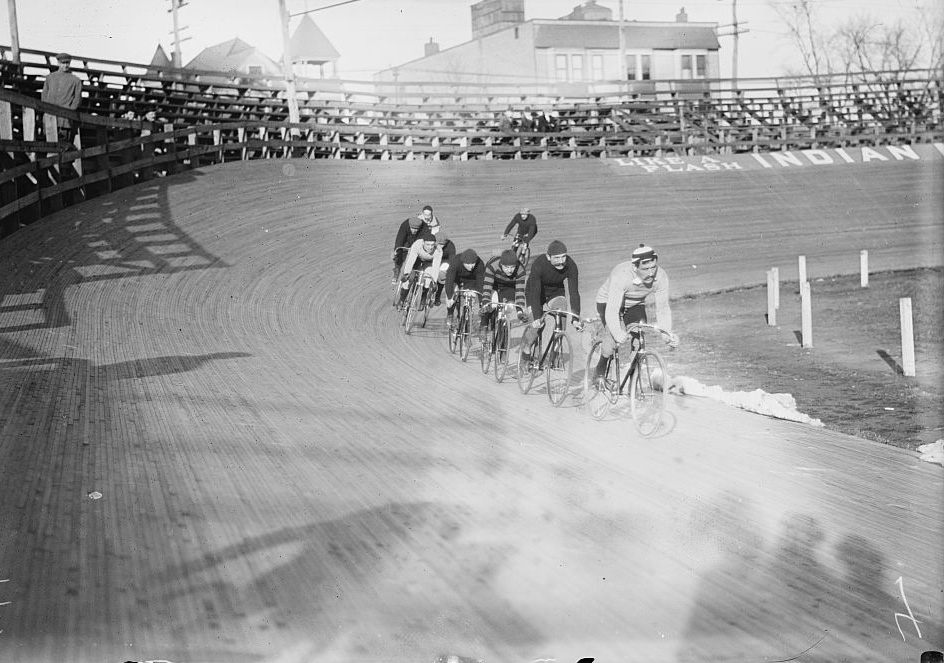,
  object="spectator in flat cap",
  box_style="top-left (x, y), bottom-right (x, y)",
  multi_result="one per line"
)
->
top-left (41, 52), bottom-right (83, 144)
